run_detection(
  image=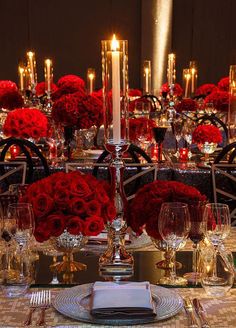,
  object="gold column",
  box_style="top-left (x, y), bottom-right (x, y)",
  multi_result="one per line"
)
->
top-left (141, 0), bottom-right (173, 96)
